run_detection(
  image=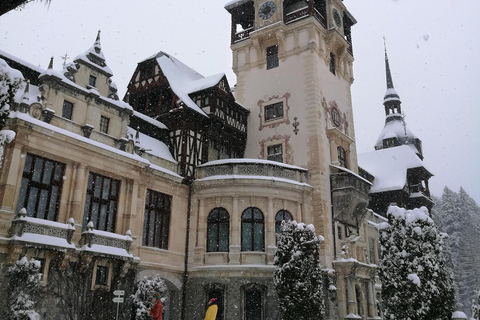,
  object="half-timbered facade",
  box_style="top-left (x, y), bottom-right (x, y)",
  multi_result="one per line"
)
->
top-left (126, 52), bottom-right (249, 178)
